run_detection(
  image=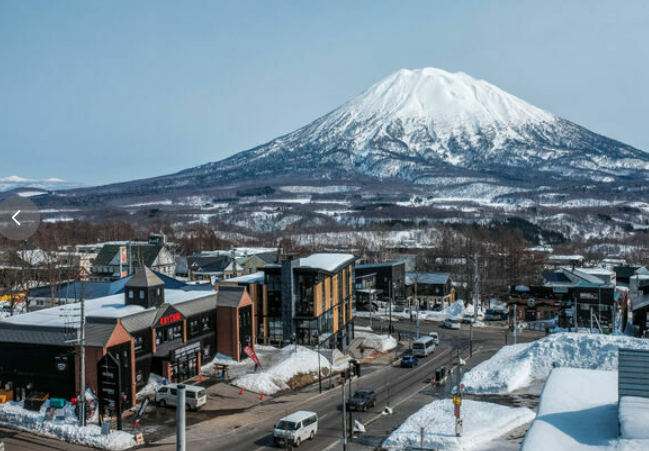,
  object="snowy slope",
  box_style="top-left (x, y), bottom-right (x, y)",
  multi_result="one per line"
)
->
top-left (462, 332), bottom-right (649, 394)
top-left (383, 398), bottom-right (535, 450)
